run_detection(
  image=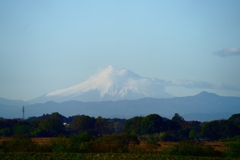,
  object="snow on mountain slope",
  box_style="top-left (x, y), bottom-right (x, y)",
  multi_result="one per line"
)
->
top-left (30, 66), bottom-right (173, 103)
